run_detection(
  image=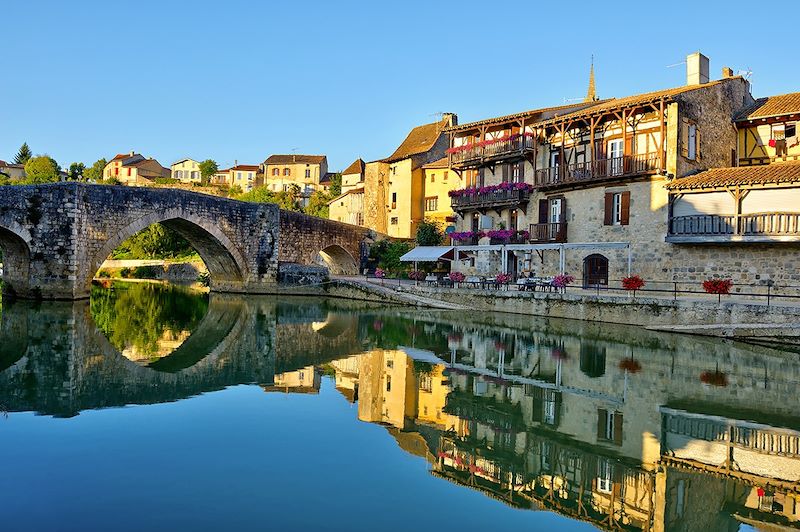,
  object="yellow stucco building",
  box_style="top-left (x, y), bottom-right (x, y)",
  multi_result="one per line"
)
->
top-left (329, 158), bottom-right (365, 226)
top-left (103, 151), bottom-right (170, 185)
top-left (262, 154), bottom-right (330, 206)
top-left (170, 158), bottom-right (201, 183)
top-left (420, 156), bottom-right (462, 232)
